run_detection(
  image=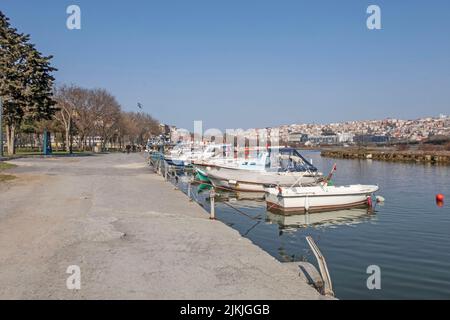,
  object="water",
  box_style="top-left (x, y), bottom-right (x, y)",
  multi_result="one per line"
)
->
top-left (169, 151), bottom-right (450, 299)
